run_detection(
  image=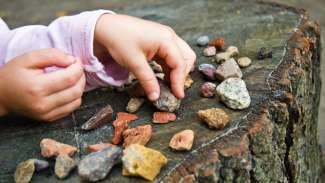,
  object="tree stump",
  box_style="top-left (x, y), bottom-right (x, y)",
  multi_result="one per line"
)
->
top-left (0, 0), bottom-right (322, 182)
